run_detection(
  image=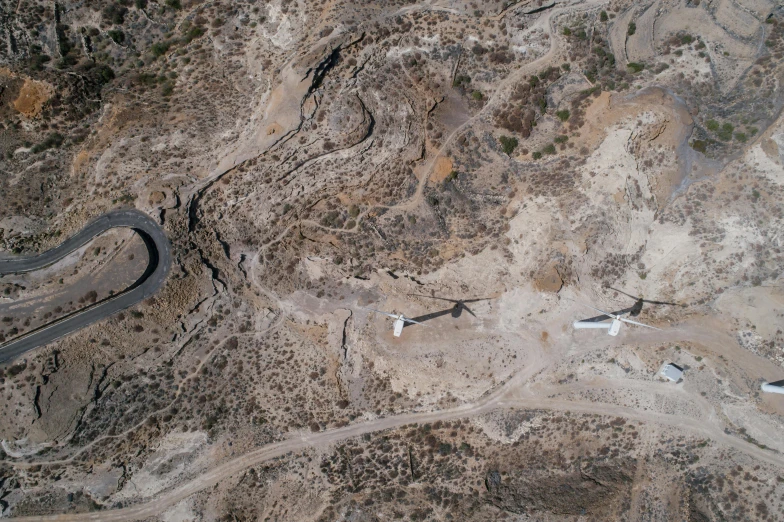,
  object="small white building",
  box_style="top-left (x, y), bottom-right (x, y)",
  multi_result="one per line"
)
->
top-left (660, 363), bottom-right (684, 382)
